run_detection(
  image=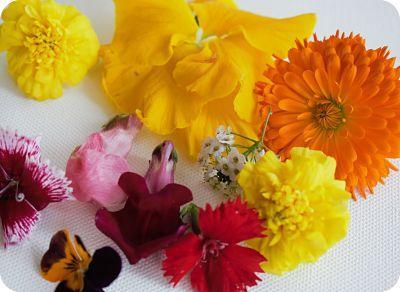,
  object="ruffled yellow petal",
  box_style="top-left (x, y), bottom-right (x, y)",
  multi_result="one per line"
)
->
top-left (191, 0), bottom-right (236, 8)
top-left (238, 147), bottom-right (351, 275)
top-left (102, 43), bottom-right (204, 135)
top-left (0, 0), bottom-right (99, 100)
top-left (173, 39), bottom-right (240, 100)
top-left (218, 34), bottom-right (270, 123)
top-left (174, 88), bottom-right (258, 157)
top-left (192, 2), bottom-right (316, 57)
top-left (109, 0), bottom-right (198, 68)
